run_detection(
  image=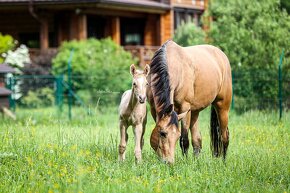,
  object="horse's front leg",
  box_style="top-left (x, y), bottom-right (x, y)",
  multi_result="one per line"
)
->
top-left (190, 112), bottom-right (202, 156)
top-left (180, 111), bottom-right (191, 156)
top-left (119, 120), bottom-right (128, 161)
top-left (134, 123), bottom-right (143, 162)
